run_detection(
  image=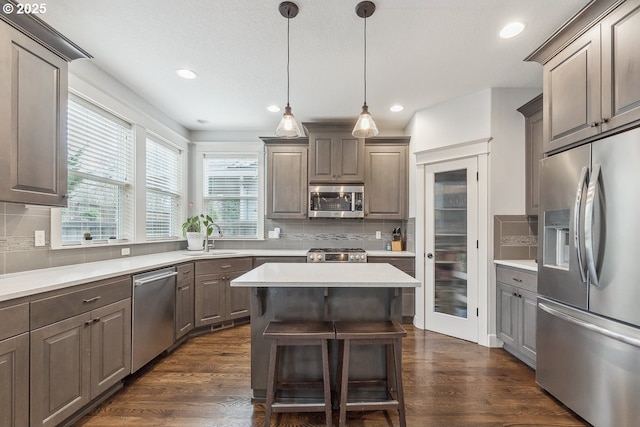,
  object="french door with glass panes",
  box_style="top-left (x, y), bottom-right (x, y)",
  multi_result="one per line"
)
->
top-left (424, 157), bottom-right (478, 342)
